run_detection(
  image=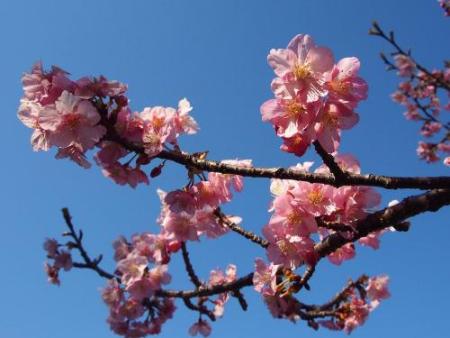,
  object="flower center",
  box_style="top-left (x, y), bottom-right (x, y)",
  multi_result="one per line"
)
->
top-left (323, 112), bottom-right (338, 127)
top-left (307, 189), bottom-right (323, 205)
top-left (293, 64), bottom-right (311, 80)
top-left (64, 113), bottom-right (81, 130)
top-left (287, 211), bottom-right (302, 225)
top-left (152, 116), bottom-right (165, 130)
top-left (331, 80), bottom-right (351, 95)
top-left (285, 101), bottom-right (305, 119)
top-left (291, 135), bottom-right (303, 146)
top-left (143, 132), bottom-right (161, 146)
